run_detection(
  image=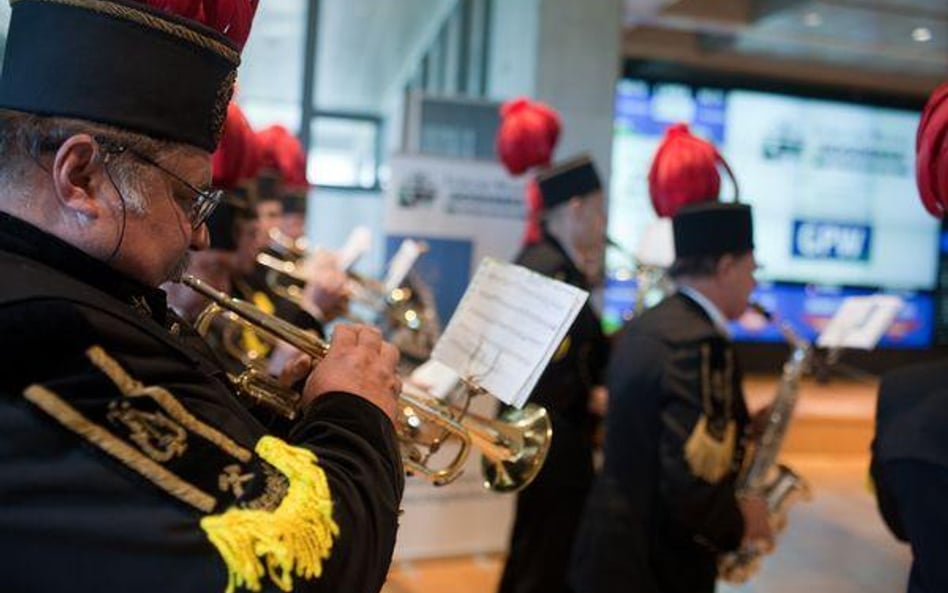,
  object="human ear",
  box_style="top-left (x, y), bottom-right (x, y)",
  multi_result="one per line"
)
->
top-left (51, 134), bottom-right (107, 221)
top-left (716, 253), bottom-right (736, 278)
